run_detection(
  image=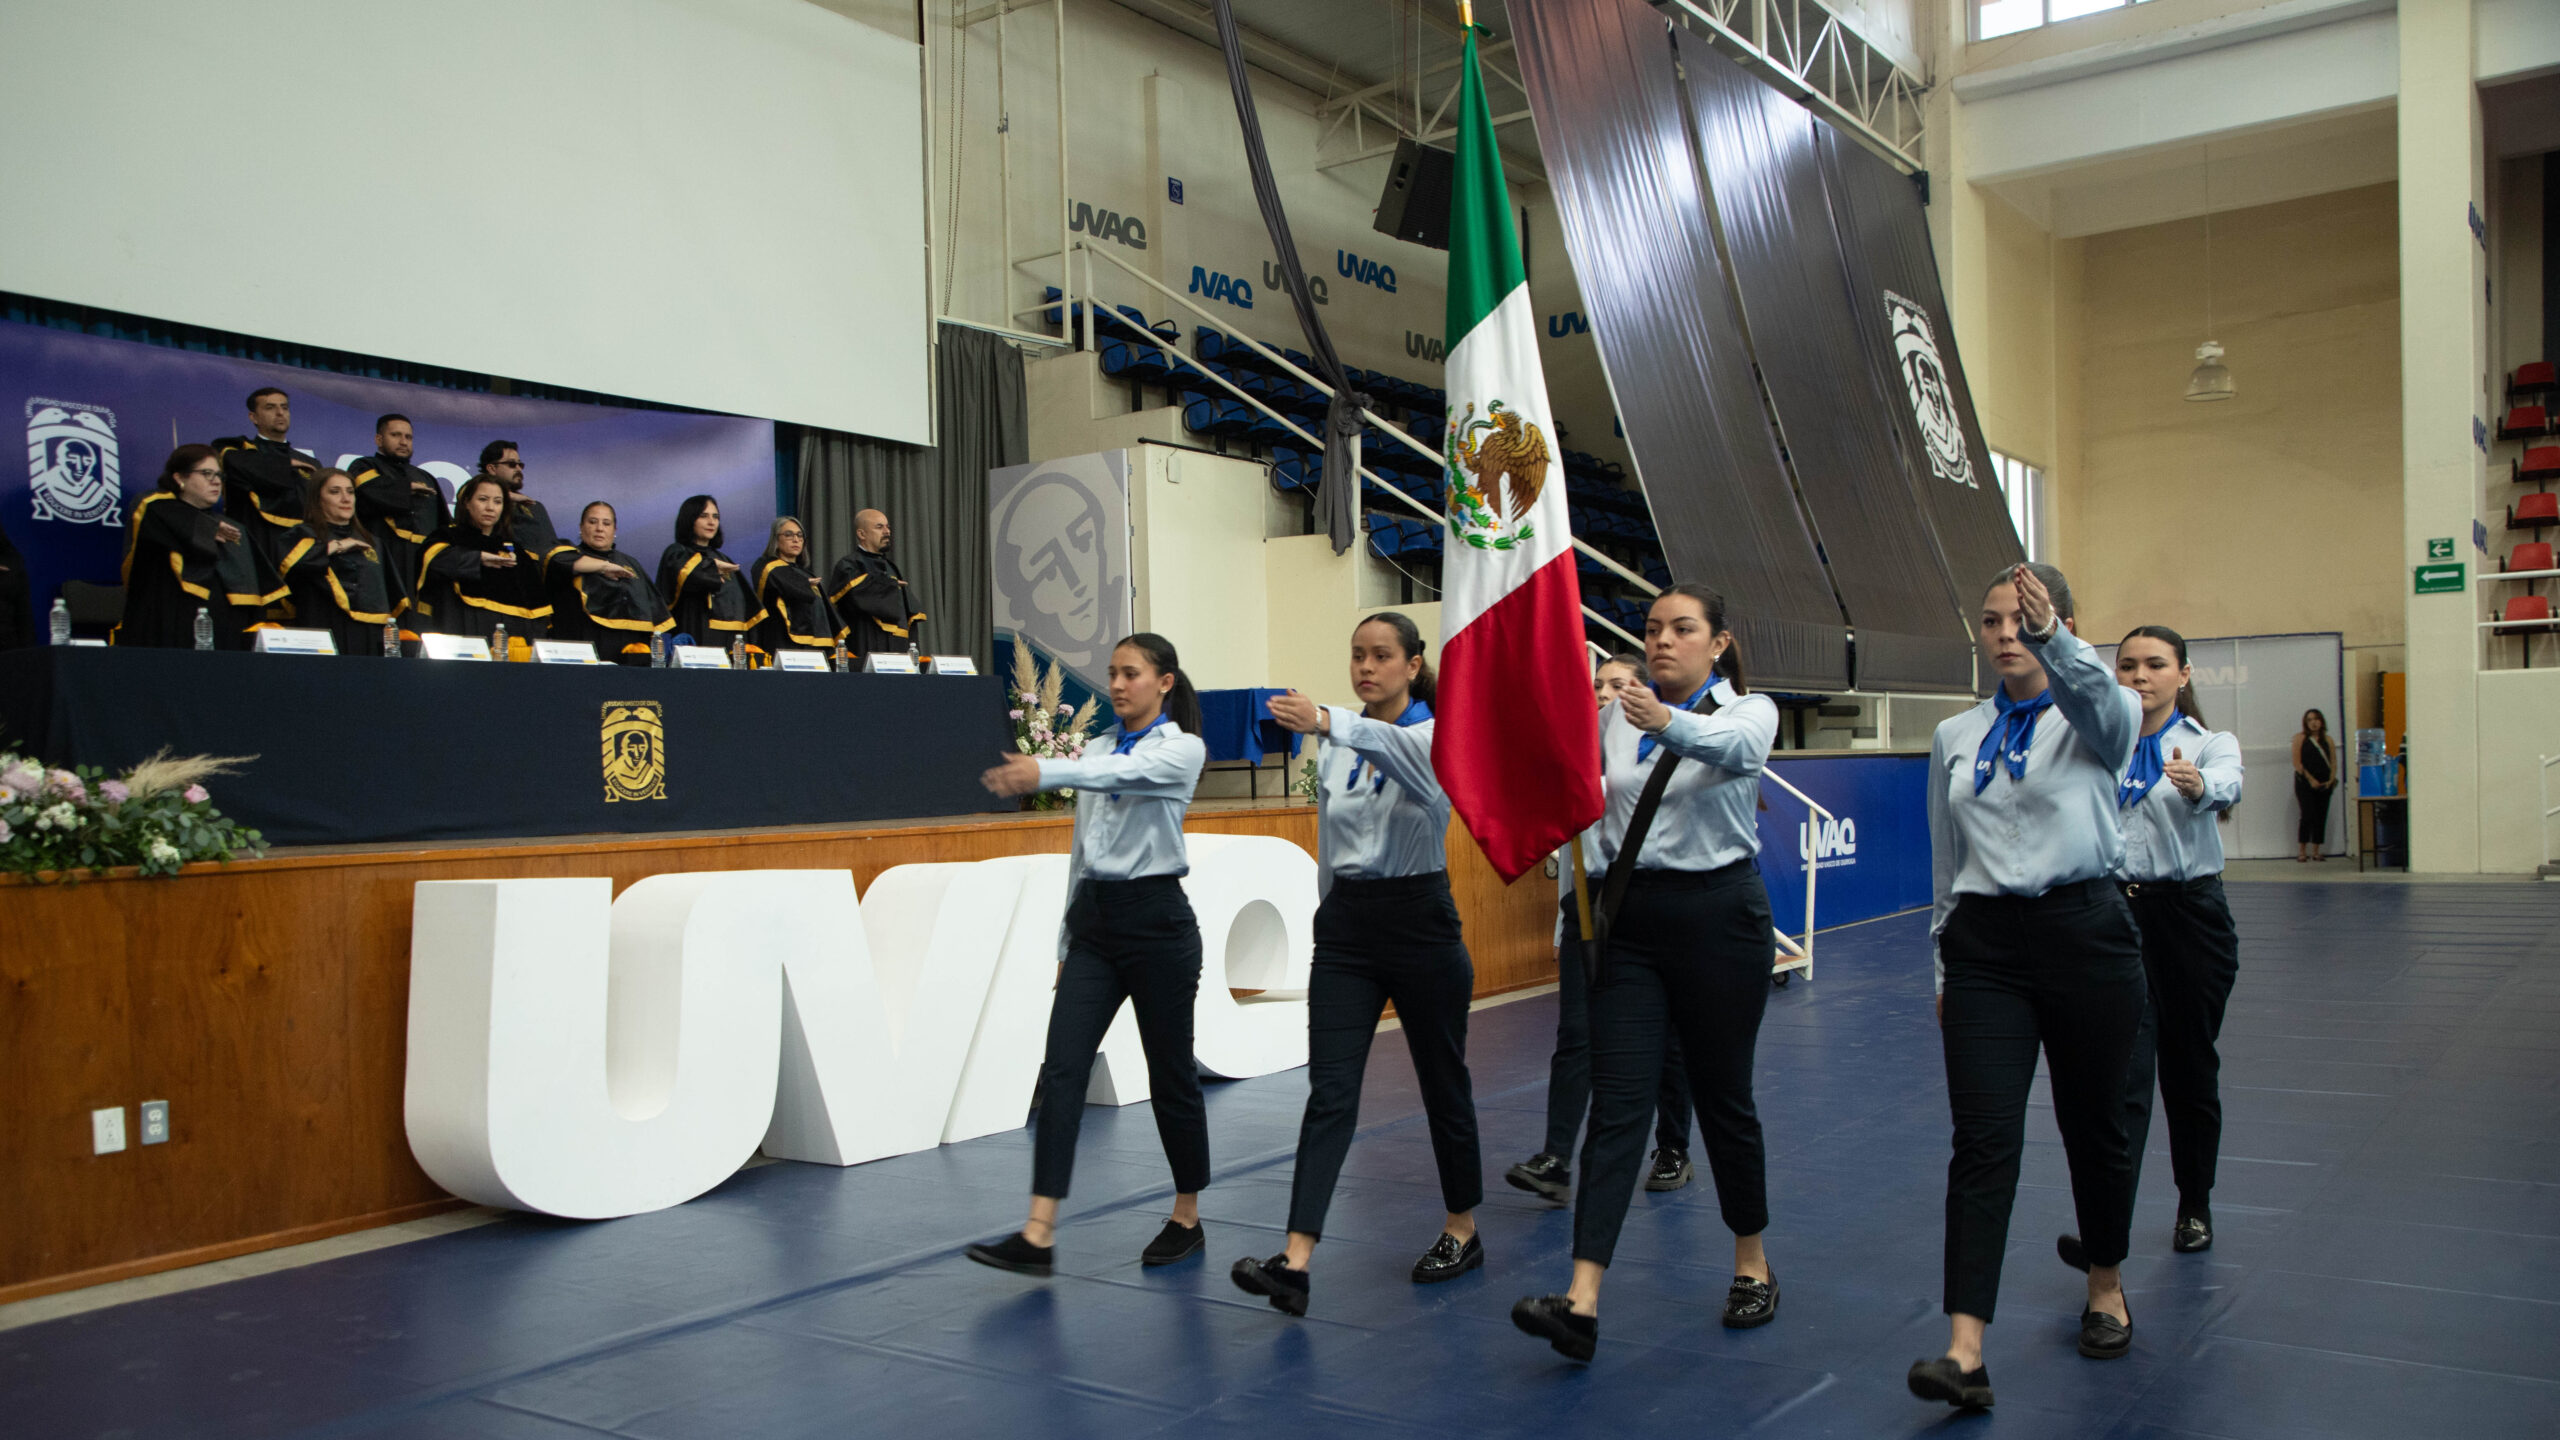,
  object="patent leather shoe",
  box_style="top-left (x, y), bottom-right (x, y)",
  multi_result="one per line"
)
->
top-left (1510, 1294), bottom-right (1597, 1362)
top-left (1504, 1153), bottom-right (1571, 1204)
top-left (1722, 1272), bottom-right (1779, 1328)
top-left (1644, 1147), bottom-right (1693, 1192)
top-left (2079, 1307), bottom-right (2132, 1359)
top-left (1411, 1232), bottom-right (1483, 1283)
top-left (2173, 1215), bottom-right (2213, 1253)
top-left (1230, 1255), bottom-right (1309, 1316)
top-left (1906, 1356), bottom-right (1994, 1409)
